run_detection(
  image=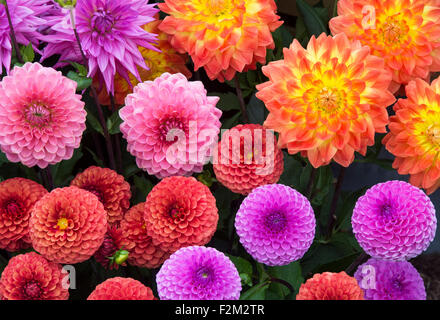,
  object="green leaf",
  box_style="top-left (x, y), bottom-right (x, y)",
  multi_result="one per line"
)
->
top-left (278, 153), bottom-right (303, 188)
top-left (296, 0), bottom-right (328, 37)
top-left (20, 43), bottom-right (35, 63)
top-left (63, 61), bottom-right (88, 77)
top-left (51, 149), bottom-right (83, 187)
top-left (85, 147), bottom-right (105, 167)
top-left (221, 111), bottom-right (241, 130)
top-left (133, 175), bottom-right (154, 203)
top-left (240, 282), bottom-right (270, 300)
top-left (246, 94), bottom-right (267, 125)
top-left (210, 92), bottom-right (241, 111)
top-left (226, 254), bottom-right (253, 287)
top-left (267, 261), bottom-right (303, 297)
top-left (107, 110), bottom-right (122, 135)
top-left (333, 0), bottom-right (339, 18)
top-left (67, 71), bottom-right (92, 91)
top-left (86, 108), bottom-right (104, 136)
